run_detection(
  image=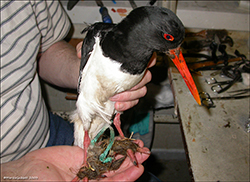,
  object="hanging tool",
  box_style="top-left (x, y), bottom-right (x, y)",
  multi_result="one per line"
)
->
top-left (205, 77), bottom-right (232, 85)
top-left (210, 74), bottom-right (241, 93)
top-left (188, 56), bottom-right (242, 71)
top-left (185, 29), bottom-right (234, 47)
top-left (228, 88), bottom-right (250, 96)
top-left (129, 0), bottom-right (137, 9)
top-left (95, 0), bottom-right (113, 23)
top-left (67, 0), bottom-right (80, 11)
top-left (205, 66), bottom-right (242, 93)
top-left (186, 49), bottom-right (248, 72)
top-left (183, 29), bottom-right (234, 52)
top-left (147, 0), bottom-right (157, 6)
top-left (202, 52), bottom-right (250, 94)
